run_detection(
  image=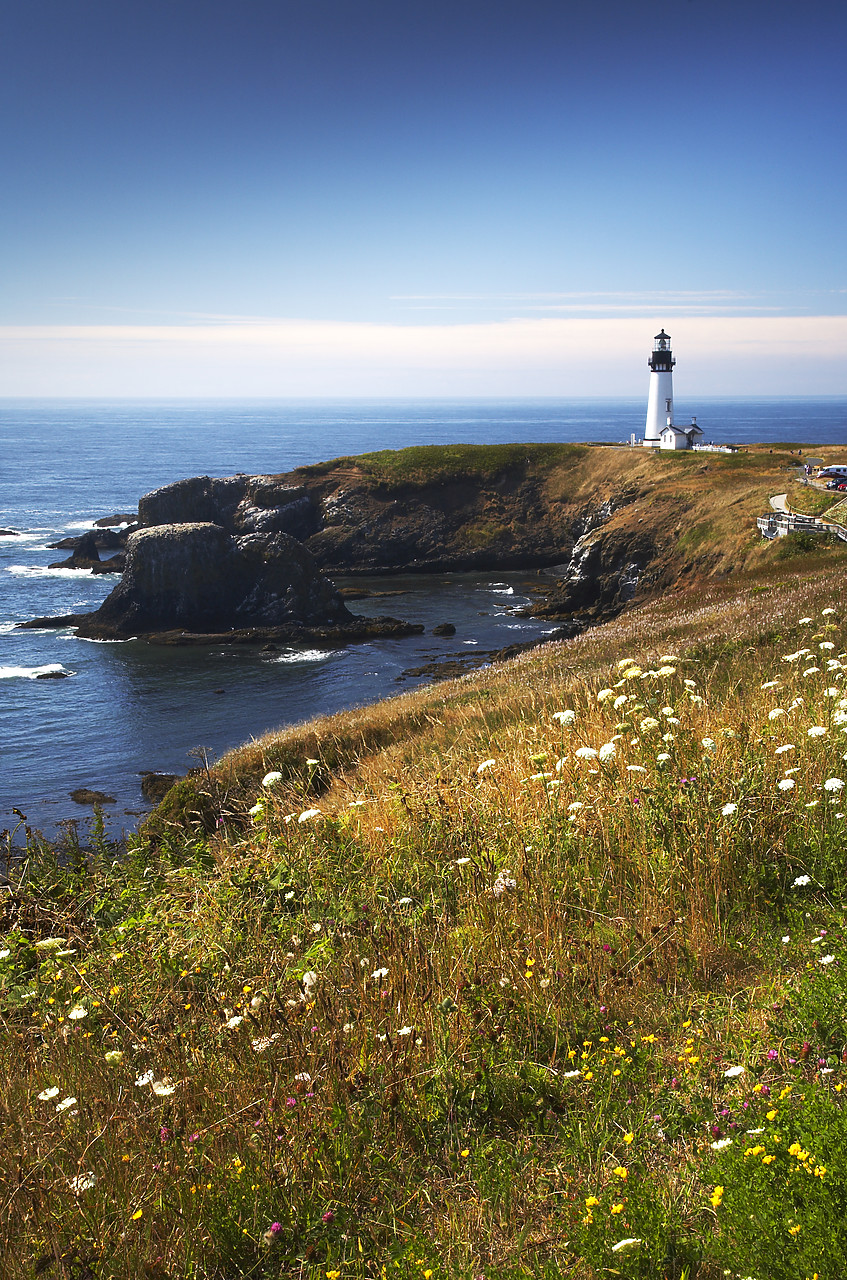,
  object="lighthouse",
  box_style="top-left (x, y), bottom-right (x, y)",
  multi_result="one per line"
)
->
top-left (644, 329), bottom-right (675, 446)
